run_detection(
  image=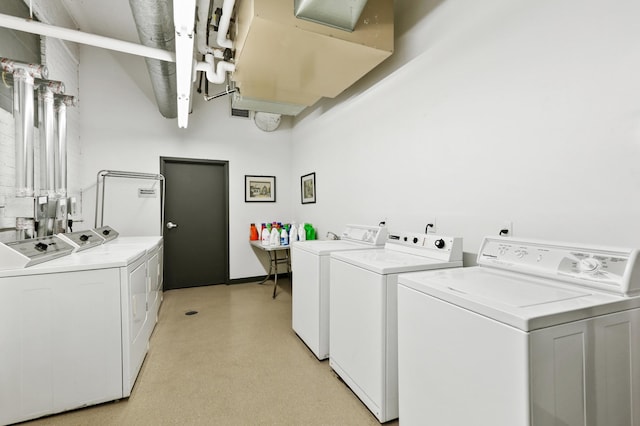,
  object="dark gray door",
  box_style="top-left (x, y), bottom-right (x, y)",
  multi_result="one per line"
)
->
top-left (161, 157), bottom-right (229, 290)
